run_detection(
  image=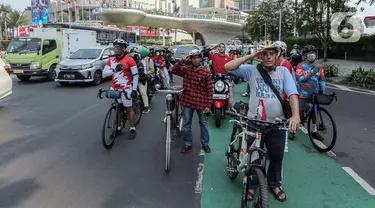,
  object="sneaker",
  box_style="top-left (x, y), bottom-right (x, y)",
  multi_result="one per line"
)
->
top-left (242, 92), bottom-right (249, 97)
top-left (142, 107), bottom-right (150, 114)
top-left (180, 145), bottom-right (192, 154)
top-left (311, 132), bottom-right (324, 141)
top-left (202, 145), bottom-right (211, 153)
top-left (128, 129), bottom-right (137, 140)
